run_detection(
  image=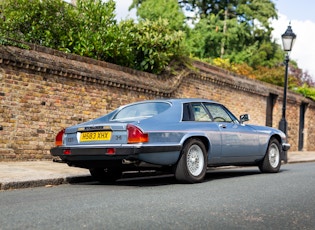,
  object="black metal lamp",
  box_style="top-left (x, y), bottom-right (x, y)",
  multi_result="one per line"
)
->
top-left (281, 24), bottom-right (297, 52)
top-left (279, 24), bottom-right (296, 136)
